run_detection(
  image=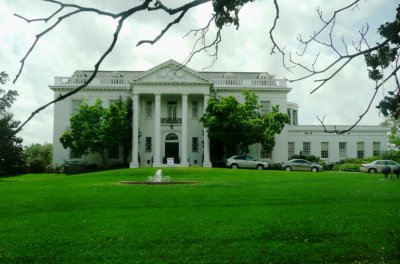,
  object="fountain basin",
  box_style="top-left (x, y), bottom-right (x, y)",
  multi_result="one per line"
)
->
top-left (119, 180), bottom-right (197, 185)
top-left (119, 169), bottom-right (196, 185)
